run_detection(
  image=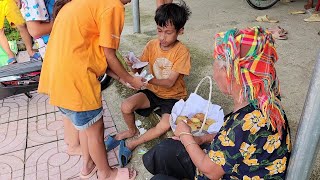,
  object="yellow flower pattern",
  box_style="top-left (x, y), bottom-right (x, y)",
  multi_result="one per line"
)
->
top-left (232, 164), bottom-right (240, 173)
top-left (242, 110), bottom-right (267, 134)
top-left (218, 130), bottom-right (235, 147)
top-left (243, 158), bottom-right (259, 166)
top-left (196, 105), bottom-right (290, 179)
top-left (266, 157), bottom-right (287, 175)
top-left (240, 142), bottom-right (256, 159)
top-left (208, 150), bottom-right (226, 166)
top-left (286, 132), bottom-right (292, 152)
top-left (243, 175), bottom-right (264, 180)
top-left (263, 133), bottom-right (281, 153)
